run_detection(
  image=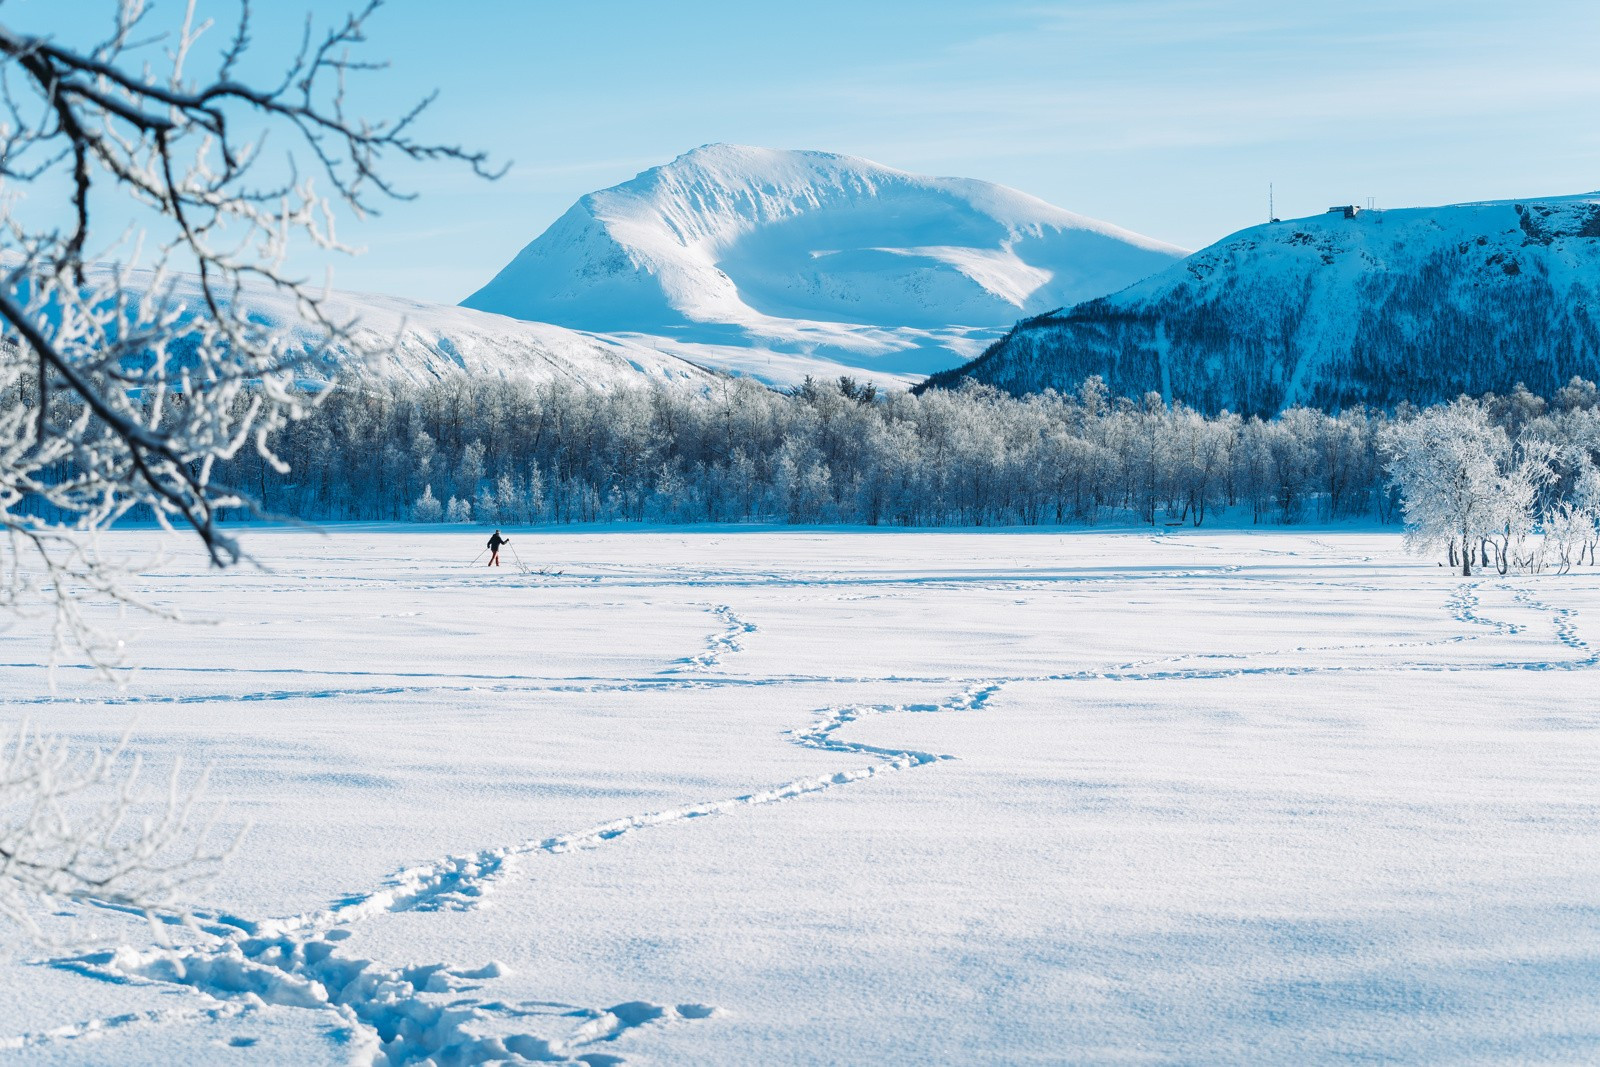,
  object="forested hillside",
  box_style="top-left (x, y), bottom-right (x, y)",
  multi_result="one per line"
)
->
top-left (924, 195), bottom-right (1600, 413)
